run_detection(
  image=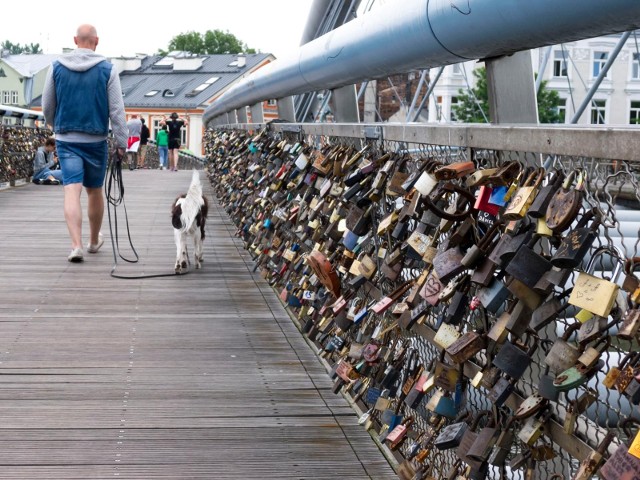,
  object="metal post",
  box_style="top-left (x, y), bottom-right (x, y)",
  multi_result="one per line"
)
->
top-left (486, 50), bottom-right (538, 124)
top-left (536, 46), bottom-right (553, 93)
top-left (250, 102), bottom-right (264, 124)
top-left (330, 85), bottom-right (359, 122)
top-left (236, 106), bottom-right (248, 123)
top-left (363, 80), bottom-right (377, 123)
top-left (412, 66), bottom-right (444, 122)
top-left (406, 70), bottom-right (428, 122)
top-left (570, 31), bottom-right (631, 124)
top-left (277, 96), bottom-right (296, 122)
